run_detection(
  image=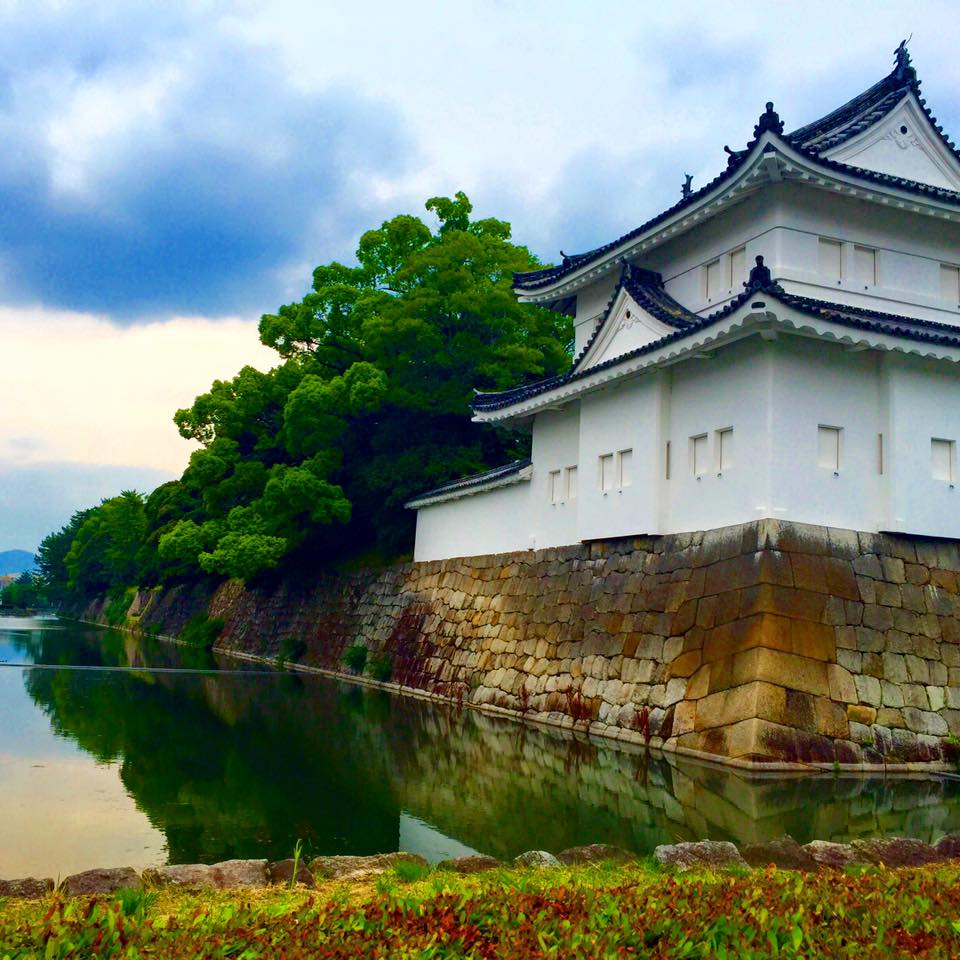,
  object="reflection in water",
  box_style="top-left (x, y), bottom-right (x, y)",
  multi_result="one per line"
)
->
top-left (2, 616), bottom-right (960, 877)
